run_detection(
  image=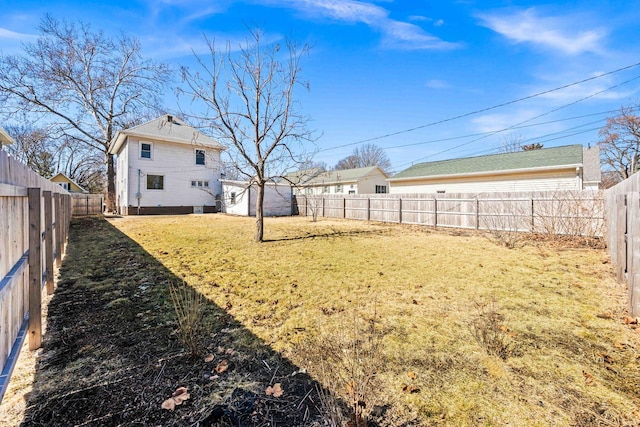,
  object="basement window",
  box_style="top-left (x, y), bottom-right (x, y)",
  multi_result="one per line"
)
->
top-left (230, 192), bottom-right (236, 204)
